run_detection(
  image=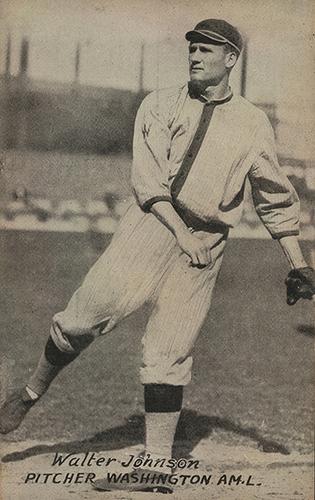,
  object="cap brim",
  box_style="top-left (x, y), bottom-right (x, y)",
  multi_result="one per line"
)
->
top-left (185, 30), bottom-right (225, 43)
top-left (185, 29), bottom-right (241, 53)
